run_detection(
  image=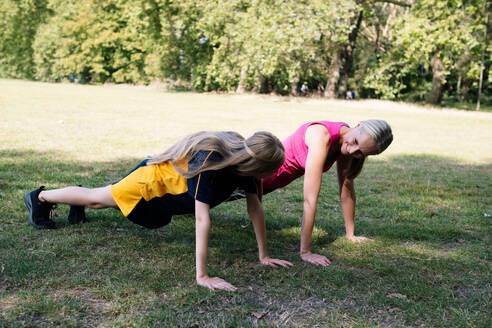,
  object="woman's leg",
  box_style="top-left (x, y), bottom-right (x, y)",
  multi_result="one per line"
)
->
top-left (39, 185), bottom-right (117, 209)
